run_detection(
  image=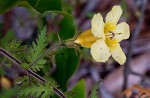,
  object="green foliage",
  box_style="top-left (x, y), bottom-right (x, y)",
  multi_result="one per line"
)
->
top-left (52, 12), bottom-right (80, 91)
top-left (18, 83), bottom-right (53, 98)
top-left (61, 2), bottom-right (73, 14)
top-left (0, 88), bottom-right (17, 98)
top-left (6, 40), bottom-right (22, 51)
top-left (27, 0), bottom-right (61, 13)
top-left (0, 1), bottom-right (86, 97)
top-left (63, 80), bottom-right (86, 98)
top-left (90, 81), bottom-right (101, 98)
top-left (72, 79), bottom-right (86, 98)
top-left (16, 77), bottom-right (55, 97)
top-left (0, 30), bottom-right (15, 48)
top-left (59, 16), bottom-right (76, 40)
top-left (121, 0), bottom-right (128, 17)
top-left (0, 0), bottom-right (62, 14)
top-left (0, 0), bottom-right (22, 14)
top-left (28, 27), bottom-right (47, 72)
top-left (16, 76), bottom-right (29, 90)
top-left (5, 40), bottom-right (28, 62)
top-left (64, 91), bottom-right (77, 98)
top-left (53, 48), bottom-right (80, 91)
top-left (21, 63), bottom-right (29, 69)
